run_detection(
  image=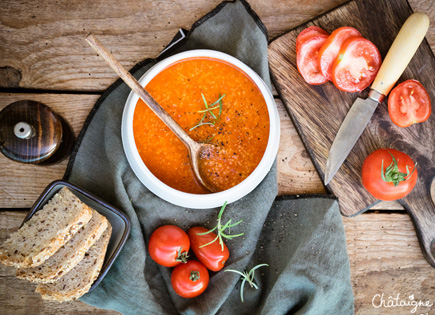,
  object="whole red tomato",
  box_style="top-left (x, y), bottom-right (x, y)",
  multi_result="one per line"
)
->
top-left (188, 227), bottom-right (229, 272)
top-left (148, 225), bottom-right (190, 267)
top-left (388, 80), bottom-right (431, 128)
top-left (171, 260), bottom-right (209, 298)
top-left (362, 148), bottom-right (418, 201)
